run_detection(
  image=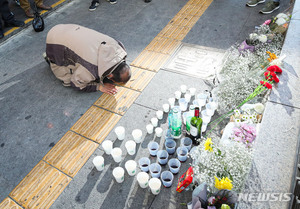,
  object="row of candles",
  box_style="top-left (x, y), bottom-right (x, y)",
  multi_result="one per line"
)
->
top-left (92, 85), bottom-right (217, 195)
